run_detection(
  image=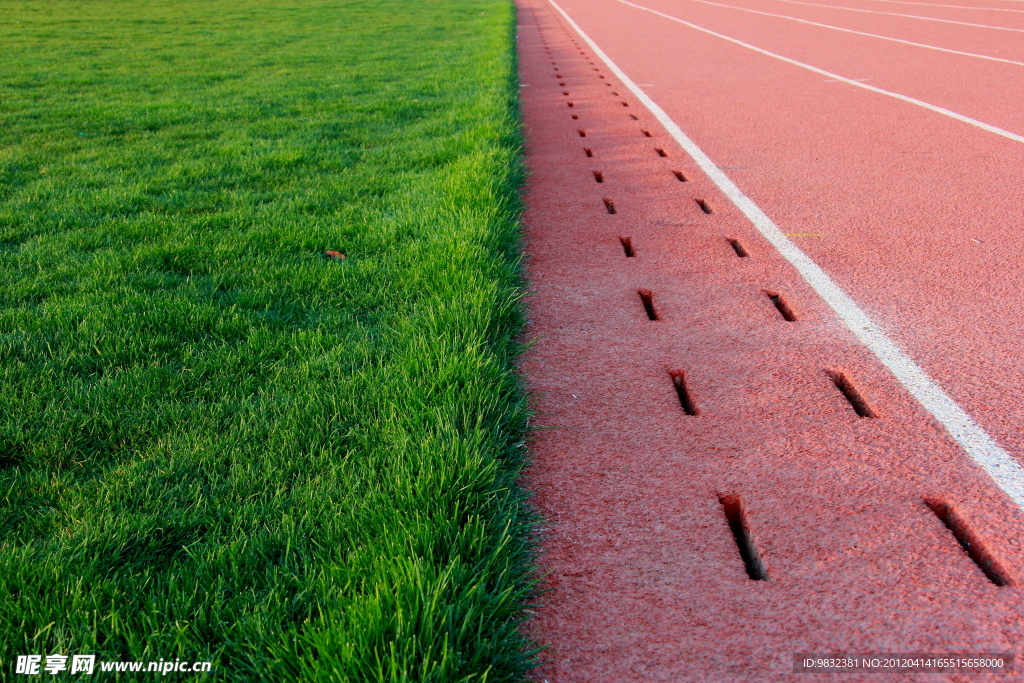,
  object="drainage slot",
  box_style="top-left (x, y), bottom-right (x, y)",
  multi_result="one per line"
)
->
top-left (563, 91), bottom-right (569, 96)
top-left (669, 370), bottom-right (698, 416)
top-left (568, 102), bottom-right (574, 107)
top-left (619, 236), bottom-right (635, 257)
top-left (638, 289), bottom-right (659, 320)
top-left (925, 499), bottom-right (1011, 587)
top-left (603, 198), bottom-right (617, 214)
top-left (696, 199), bottom-right (713, 214)
top-left (572, 114), bottom-right (579, 120)
top-left (728, 239), bottom-right (749, 258)
top-left (593, 171), bottom-right (604, 183)
top-left (655, 148), bottom-right (667, 157)
top-left (766, 292), bottom-right (797, 322)
top-left (584, 148), bottom-right (593, 157)
top-left (578, 129), bottom-right (587, 137)
top-left (718, 495), bottom-right (769, 581)
top-left (621, 101), bottom-right (629, 107)
top-left (673, 170), bottom-right (687, 182)
top-left (559, 81), bottom-right (566, 86)
top-left (629, 114), bottom-right (638, 120)
top-left (611, 91), bottom-right (619, 96)
top-left (642, 130), bottom-right (652, 137)
top-left (826, 370), bottom-right (876, 418)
